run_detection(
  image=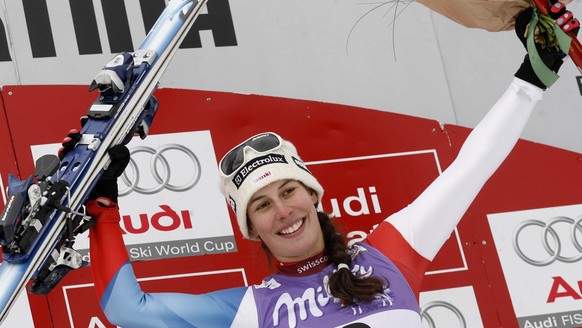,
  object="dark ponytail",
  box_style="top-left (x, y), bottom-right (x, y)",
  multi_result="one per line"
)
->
top-left (319, 212), bottom-right (387, 306)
